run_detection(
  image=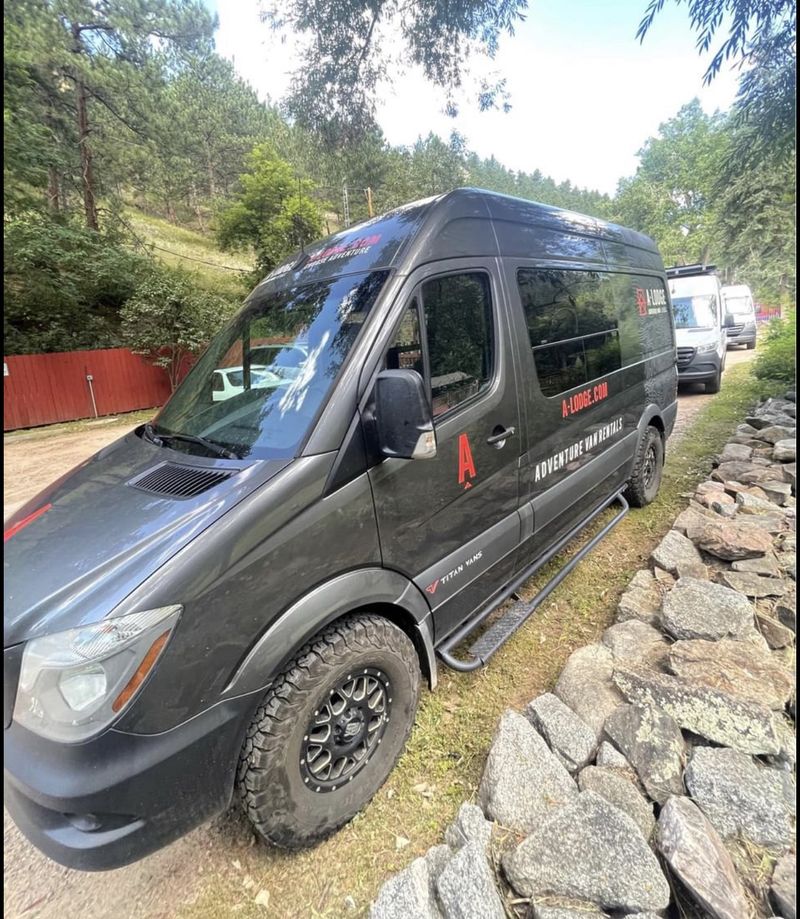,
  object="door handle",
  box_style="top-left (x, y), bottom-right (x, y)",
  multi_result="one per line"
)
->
top-left (486, 426), bottom-right (516, 446)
